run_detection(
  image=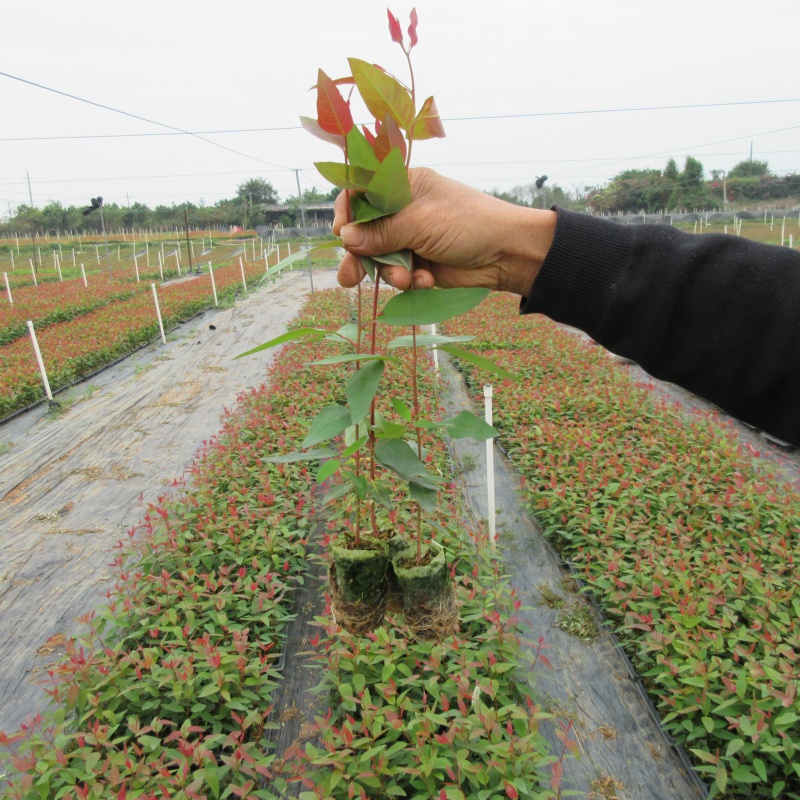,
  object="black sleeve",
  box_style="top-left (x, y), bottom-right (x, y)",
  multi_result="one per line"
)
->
top-left (520, 207), bottom-right (800, 446)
